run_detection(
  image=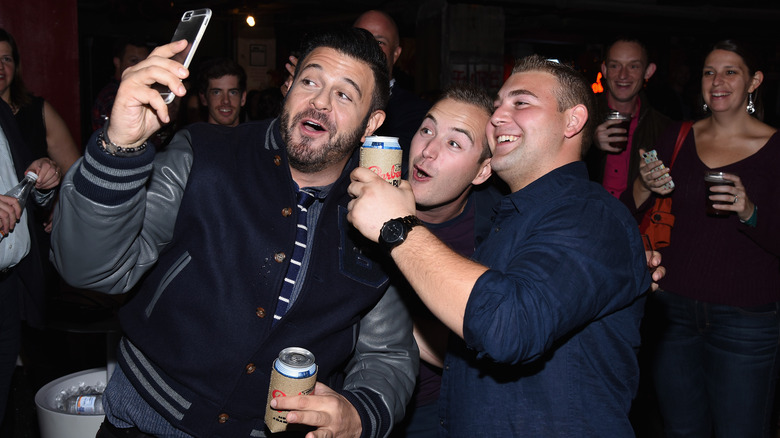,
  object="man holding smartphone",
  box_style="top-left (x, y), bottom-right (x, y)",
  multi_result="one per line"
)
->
top-left (51, 27), bottom-right (416, 438)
